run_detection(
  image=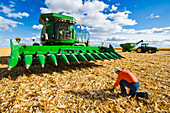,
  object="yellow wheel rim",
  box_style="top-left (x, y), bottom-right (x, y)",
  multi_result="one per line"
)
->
top-left (137, 48), bottom-right (141, 53)
top-left (148, 50), bottom-right (152, 53)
